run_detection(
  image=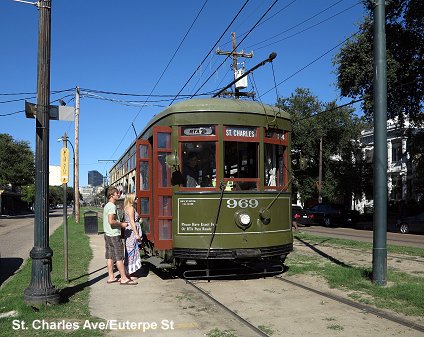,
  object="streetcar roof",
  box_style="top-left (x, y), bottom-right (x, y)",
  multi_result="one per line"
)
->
top-left (111, 98), bottom-right (290, 171)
